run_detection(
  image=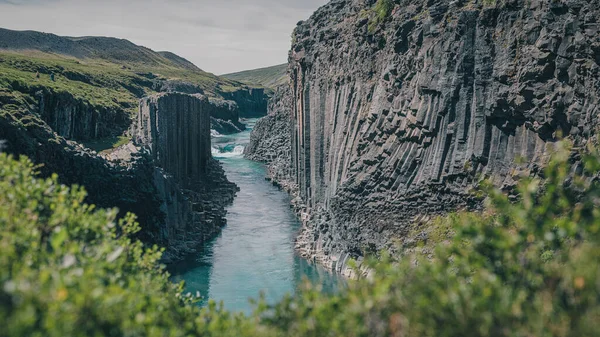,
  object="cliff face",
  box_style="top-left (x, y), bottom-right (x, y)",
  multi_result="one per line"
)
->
top-left (221, 87), bottom-right (269, 118)
top-left (131, 93), bottom-right (237, 261)
top-left (36, 89), bottom-right (131, 141)
top-left (0, 89), bottom-right (164, 245)
top-left (245, 86), bottom-right (294, 183)
top-left (208, 98), bottom-right (246, 134)
top-left (281, 0), bottom-right (600, 274)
